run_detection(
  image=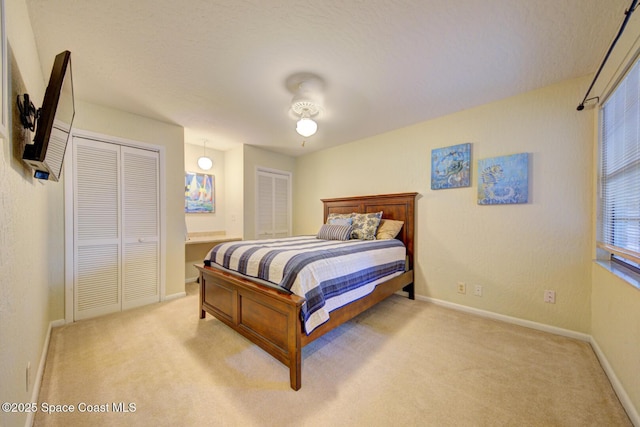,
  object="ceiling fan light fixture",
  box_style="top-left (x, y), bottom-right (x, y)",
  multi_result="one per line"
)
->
top-left (292, 102), bottom-right (320, 137)
top-left (296, 114), bottom-right (317, 137)
top-left (288, 73), bottom-right (324, 139)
